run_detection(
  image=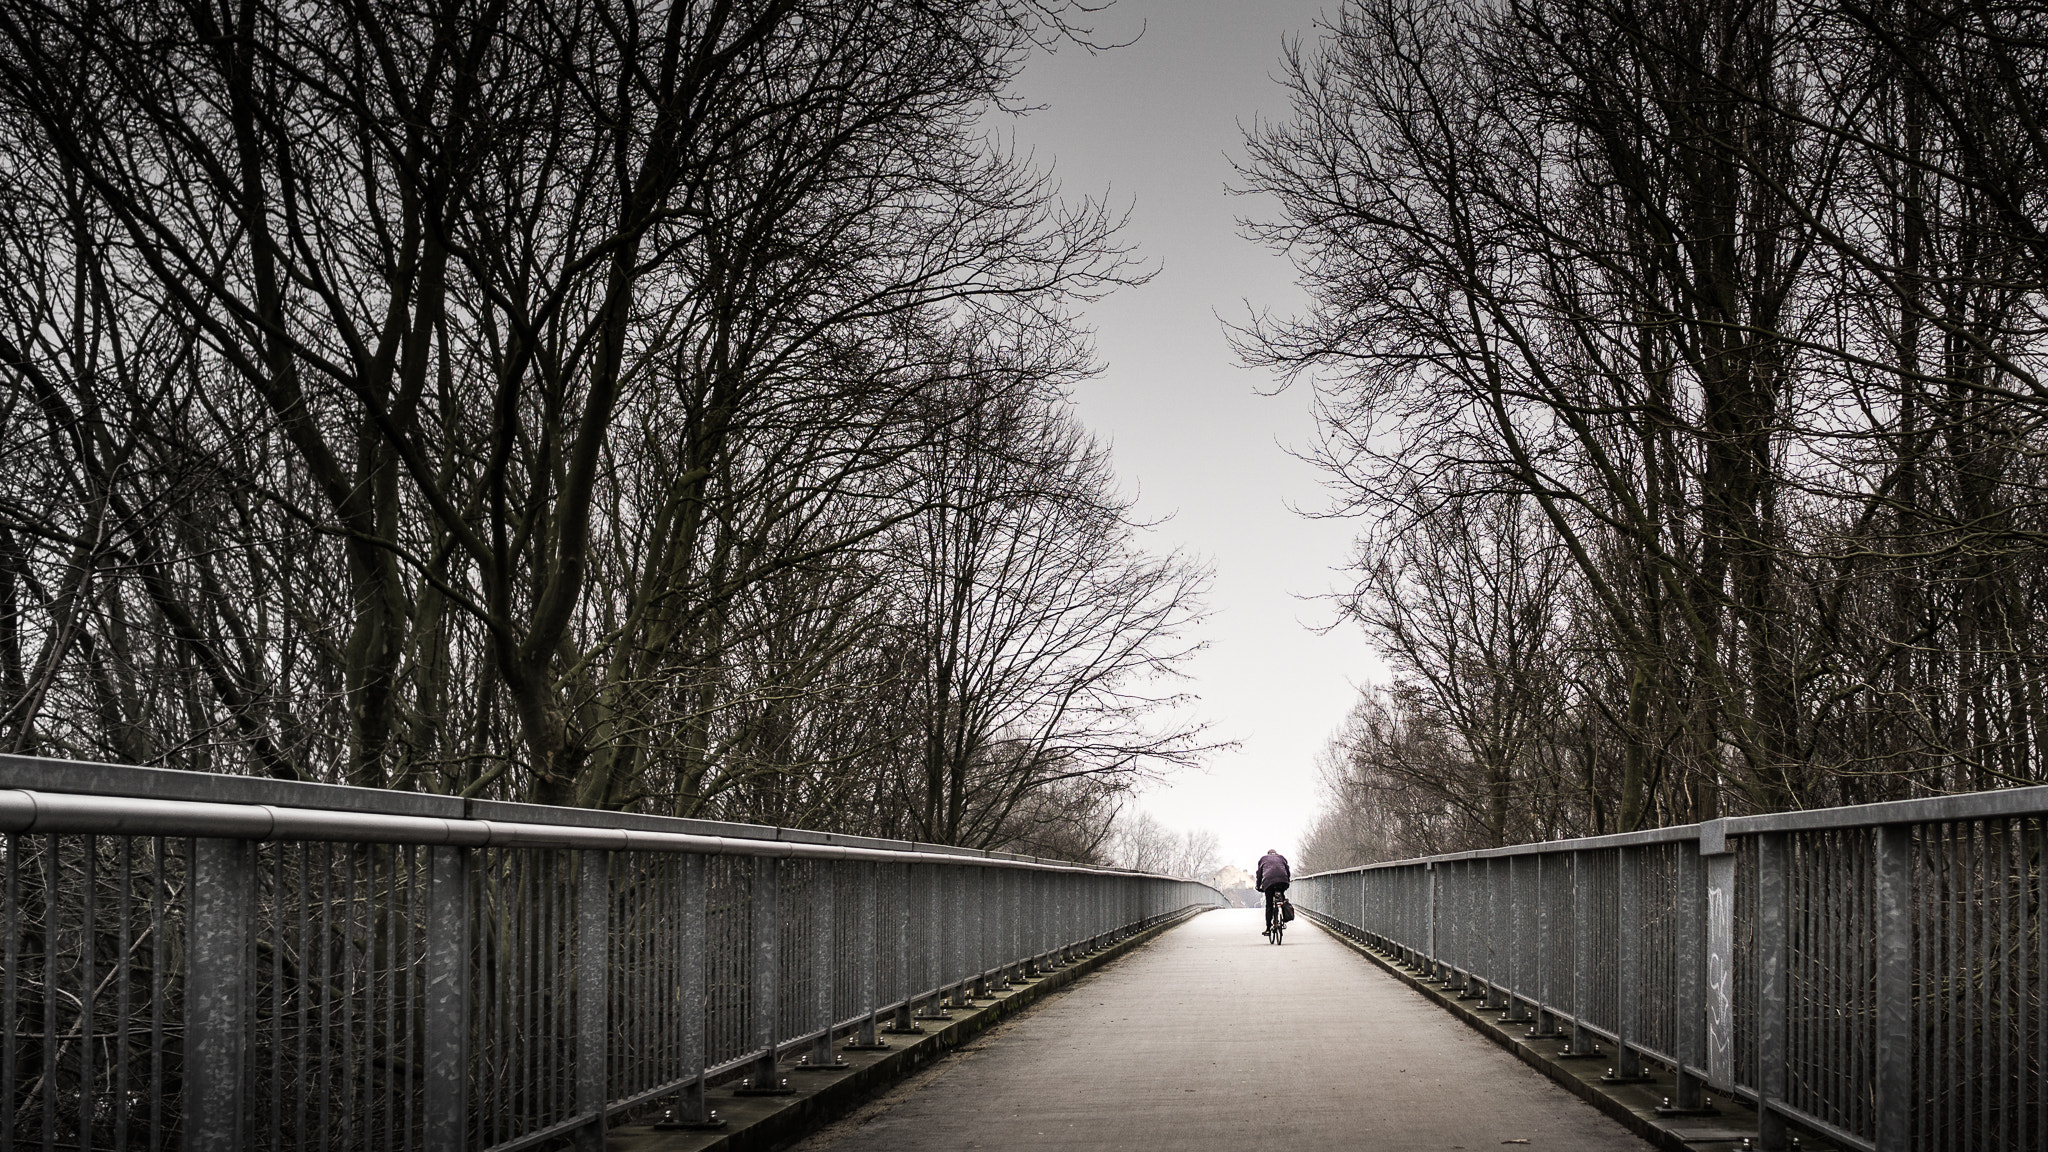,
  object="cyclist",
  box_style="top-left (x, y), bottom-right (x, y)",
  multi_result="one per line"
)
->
top-left (1255, 848), bottom-right (1292, 936)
